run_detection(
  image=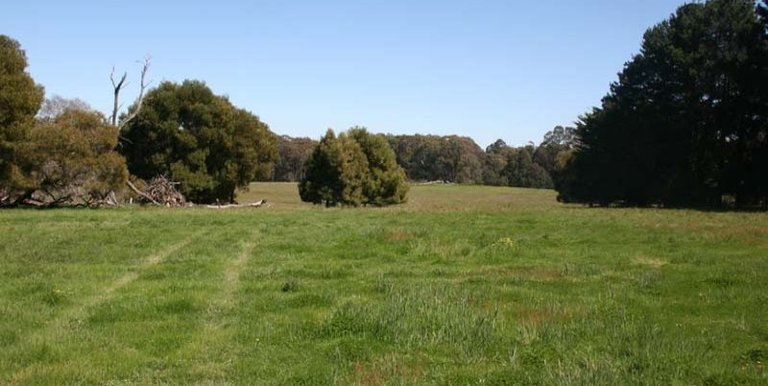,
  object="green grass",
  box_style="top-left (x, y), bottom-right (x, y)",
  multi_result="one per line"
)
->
top-left (0, 183), bottom-right (766, 385)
